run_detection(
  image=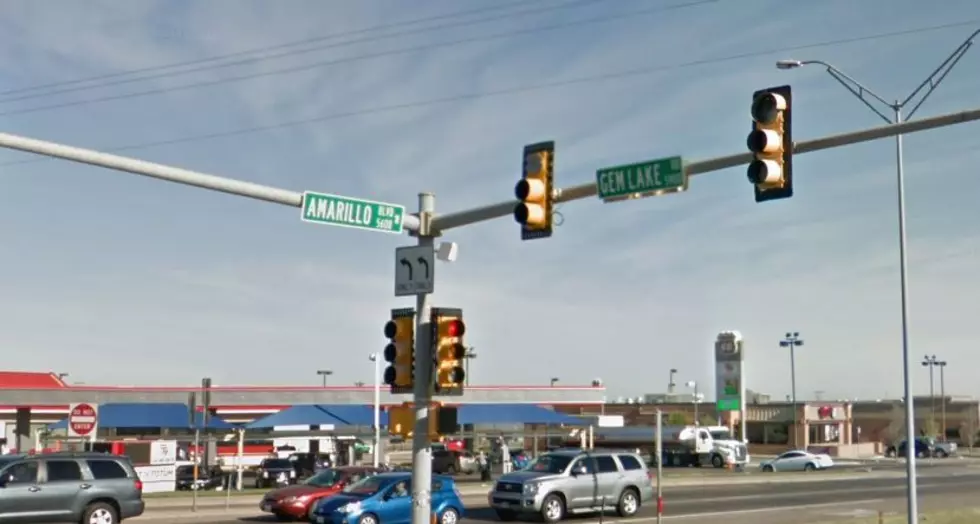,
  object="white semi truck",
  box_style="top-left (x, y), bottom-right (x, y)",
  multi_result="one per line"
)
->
top-left (567, 424), bottom-right (750, 469)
